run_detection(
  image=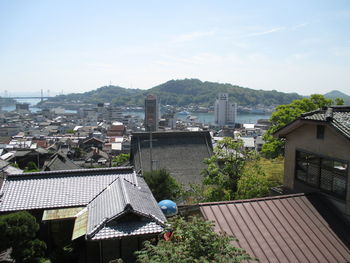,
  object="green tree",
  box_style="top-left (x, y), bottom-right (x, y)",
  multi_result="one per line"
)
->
top-left (202, 138), bottom-right (254, 201)
top-left (262, 94), bottom-right (337, 158)
top-left (0, 211), bottom-right (46, 263)
top-left (25, 161), bottom-right (40, 173)
top-left (73, 147), bottom-right (83, 158)
top-left (112, 153), bottom-right (130, 167)
top-left (235, 159), bottom-right (270, 199)
top-left (135, 216), bottom-right (255, 263)
top-left (259, 157), bottom-right (284, 187)
top-left (334, 97), bottom-right (345, 105)
top-left (143, 169), bottom-right (183, 201)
